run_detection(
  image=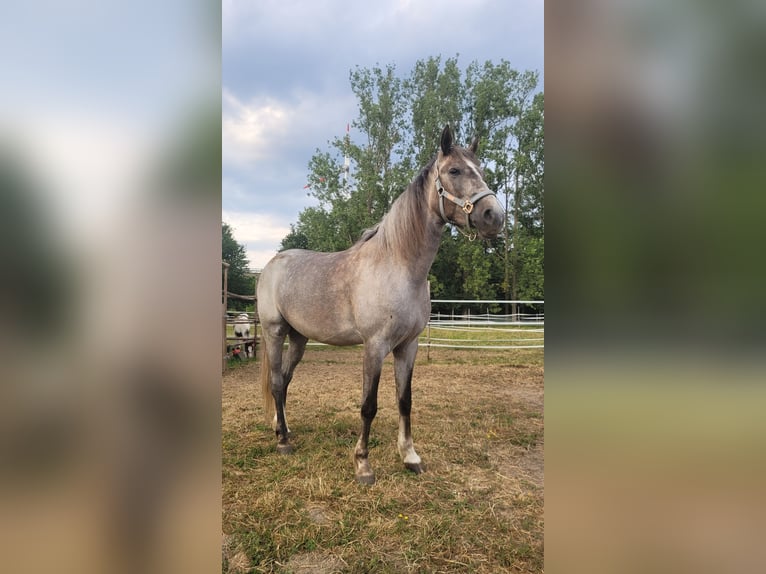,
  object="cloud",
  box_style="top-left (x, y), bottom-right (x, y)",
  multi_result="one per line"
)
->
top-left (223, 87), bottom-right (354, 167)
top-left (245, 248), bottom-right (282, 270)
top-left (222, 88), bottom-right (288, 166)
top-left (223, 0), bottom-right (542, 90)
top-left (222, 210), bottom-right (289, 244)
top-left (222, 209), bottom-right (292, 269)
